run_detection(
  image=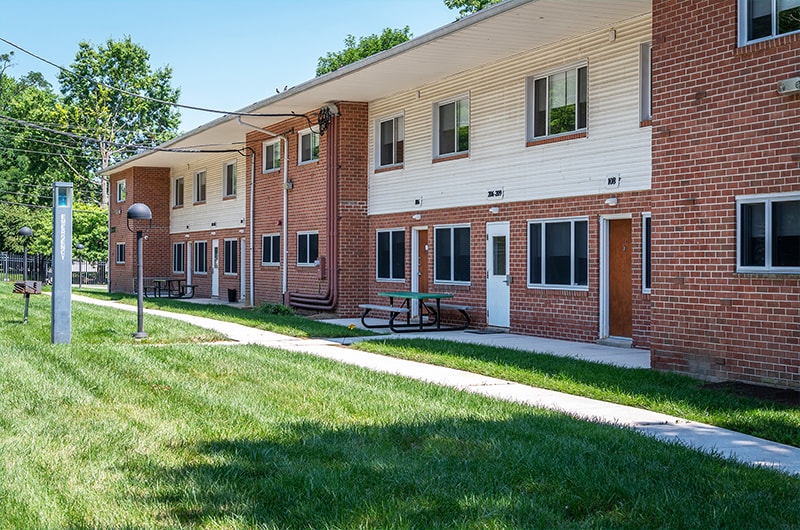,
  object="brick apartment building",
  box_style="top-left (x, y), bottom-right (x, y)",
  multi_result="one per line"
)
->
top-left (103, 0), bottom-right (799, 390)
